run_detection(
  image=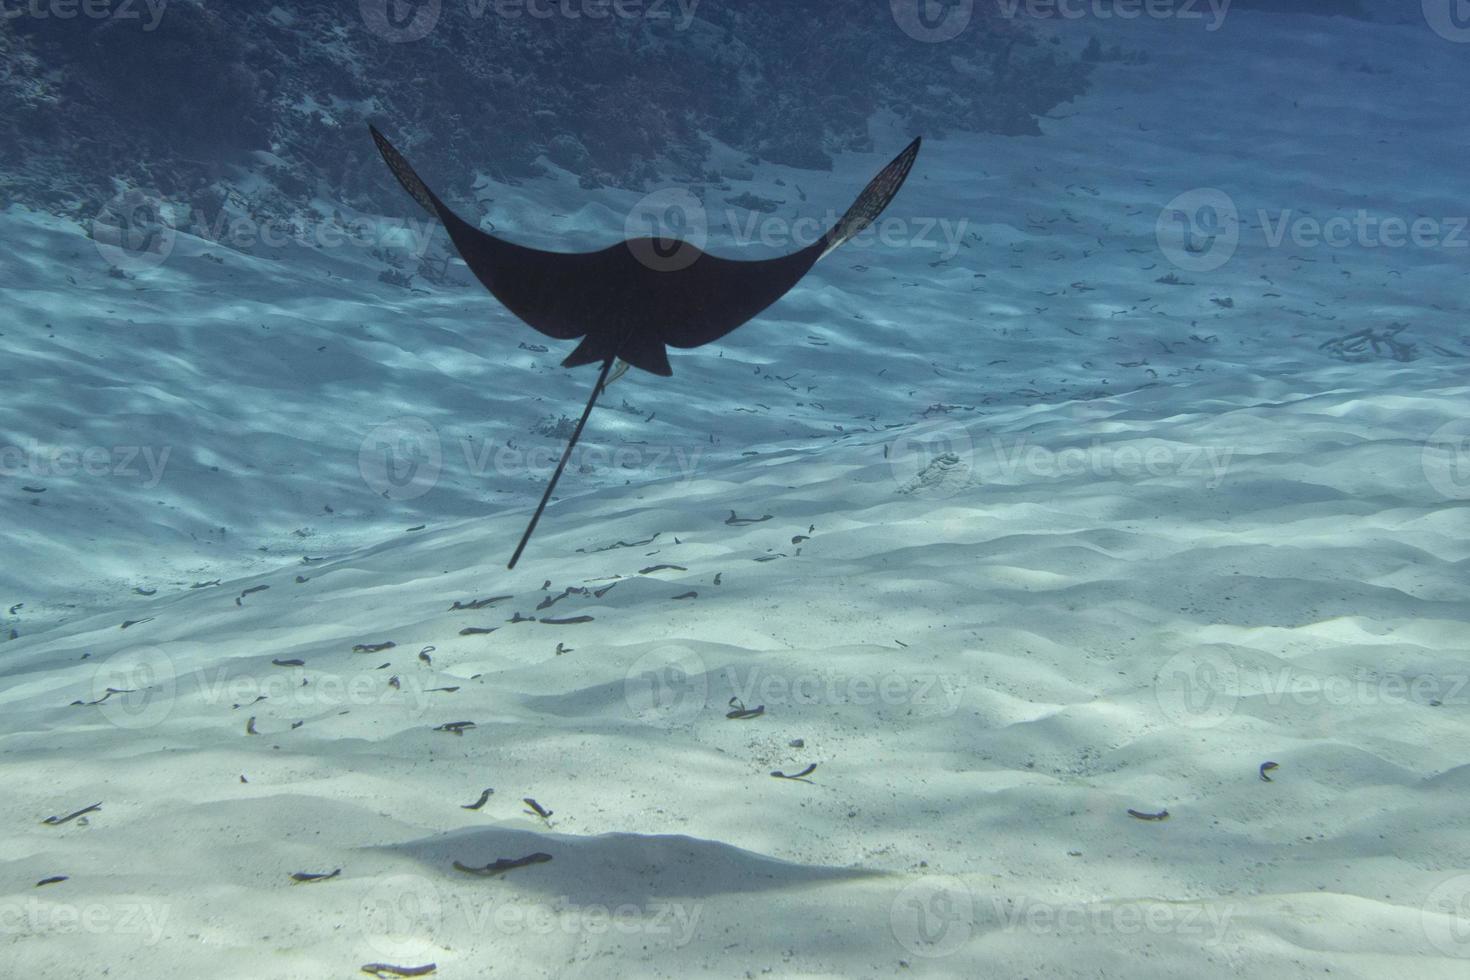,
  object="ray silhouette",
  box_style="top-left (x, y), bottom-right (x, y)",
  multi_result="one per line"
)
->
top-left (369, 124), bottom-right (922, 567)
